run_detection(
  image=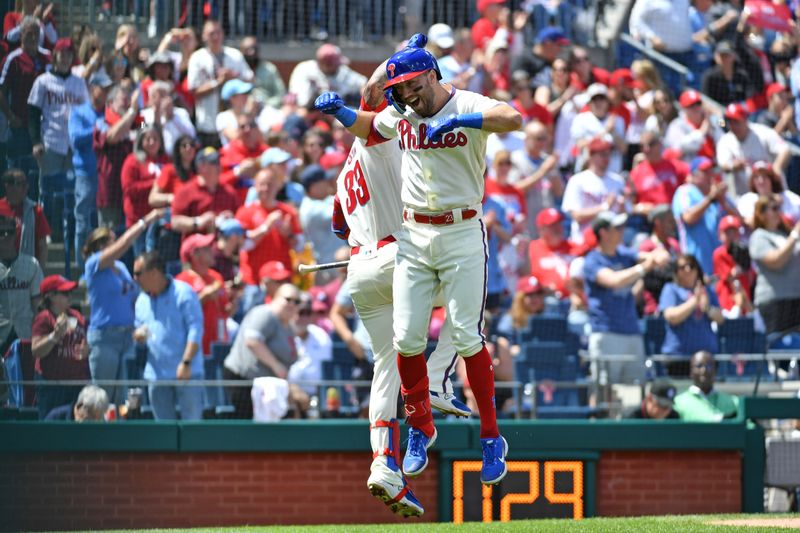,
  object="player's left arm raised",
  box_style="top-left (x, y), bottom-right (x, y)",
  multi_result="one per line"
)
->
top-left (426, 103), bottom-right (522, 141)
